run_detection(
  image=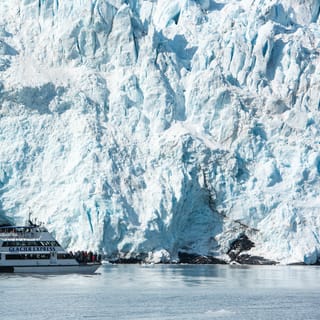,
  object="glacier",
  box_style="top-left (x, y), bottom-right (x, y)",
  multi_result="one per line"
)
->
top-left (0, 0), bottom-right (320, 264)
